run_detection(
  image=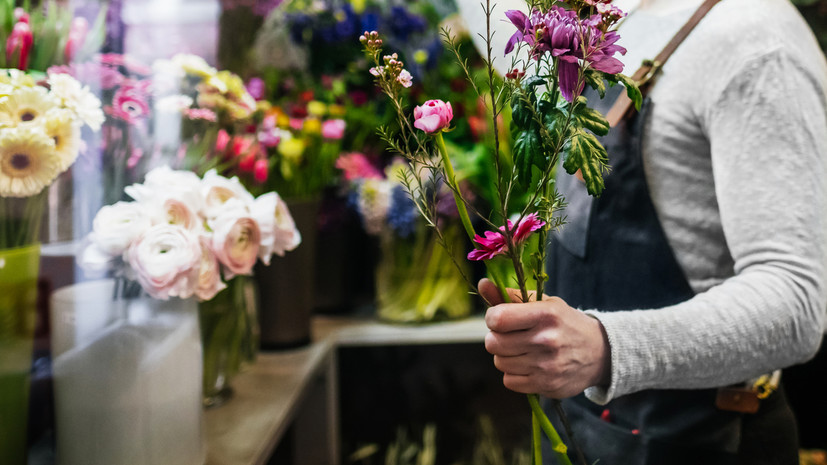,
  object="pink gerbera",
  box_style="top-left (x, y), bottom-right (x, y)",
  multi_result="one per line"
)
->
top-left (468, 213), bottom-right (546, 261)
